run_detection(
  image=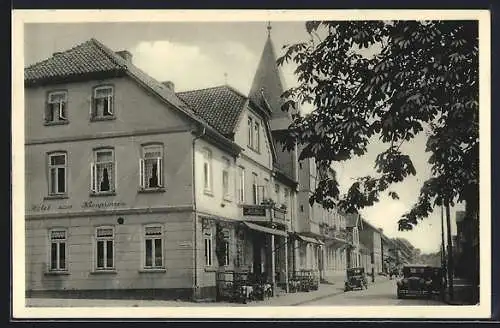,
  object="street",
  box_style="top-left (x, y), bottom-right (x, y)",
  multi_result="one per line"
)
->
top-left (299, 279), bottom-right (445, 306)
top-left (26, 278), bottom-right (445, 307)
